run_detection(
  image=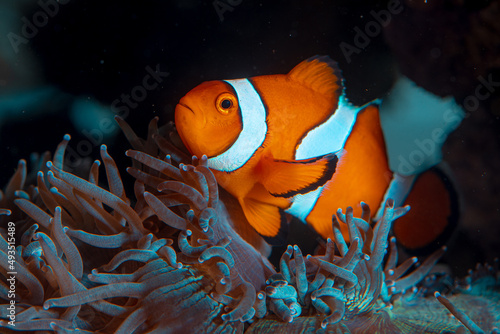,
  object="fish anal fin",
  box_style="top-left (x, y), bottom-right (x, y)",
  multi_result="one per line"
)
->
top-left (393, 166), bottom-right (460, 254)
top-left (288, 55), bottom-right (343, 100)
top-left (240, 195), bottom-right (288, 245)
top-left (258, 150), bottom-right (343, 198)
